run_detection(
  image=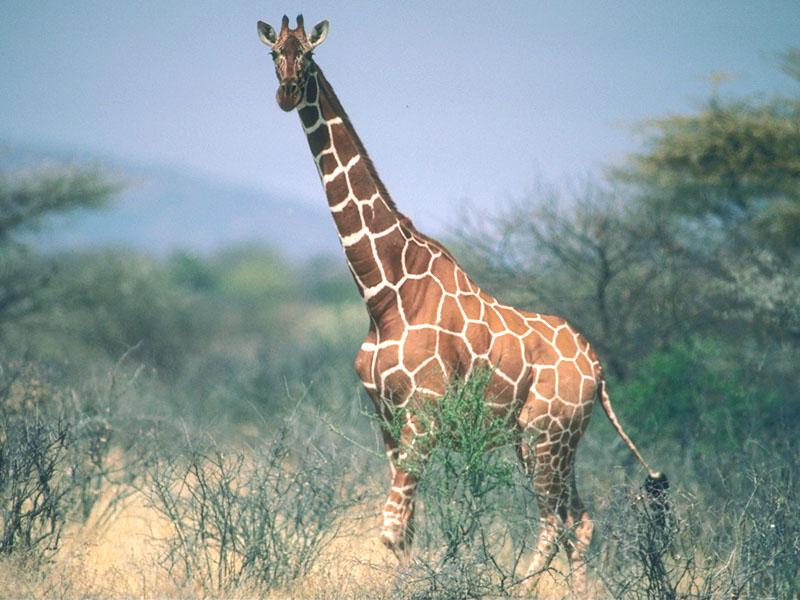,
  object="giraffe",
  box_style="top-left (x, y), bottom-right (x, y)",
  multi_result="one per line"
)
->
top-left (257, 15), bottom-right (666, 594)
